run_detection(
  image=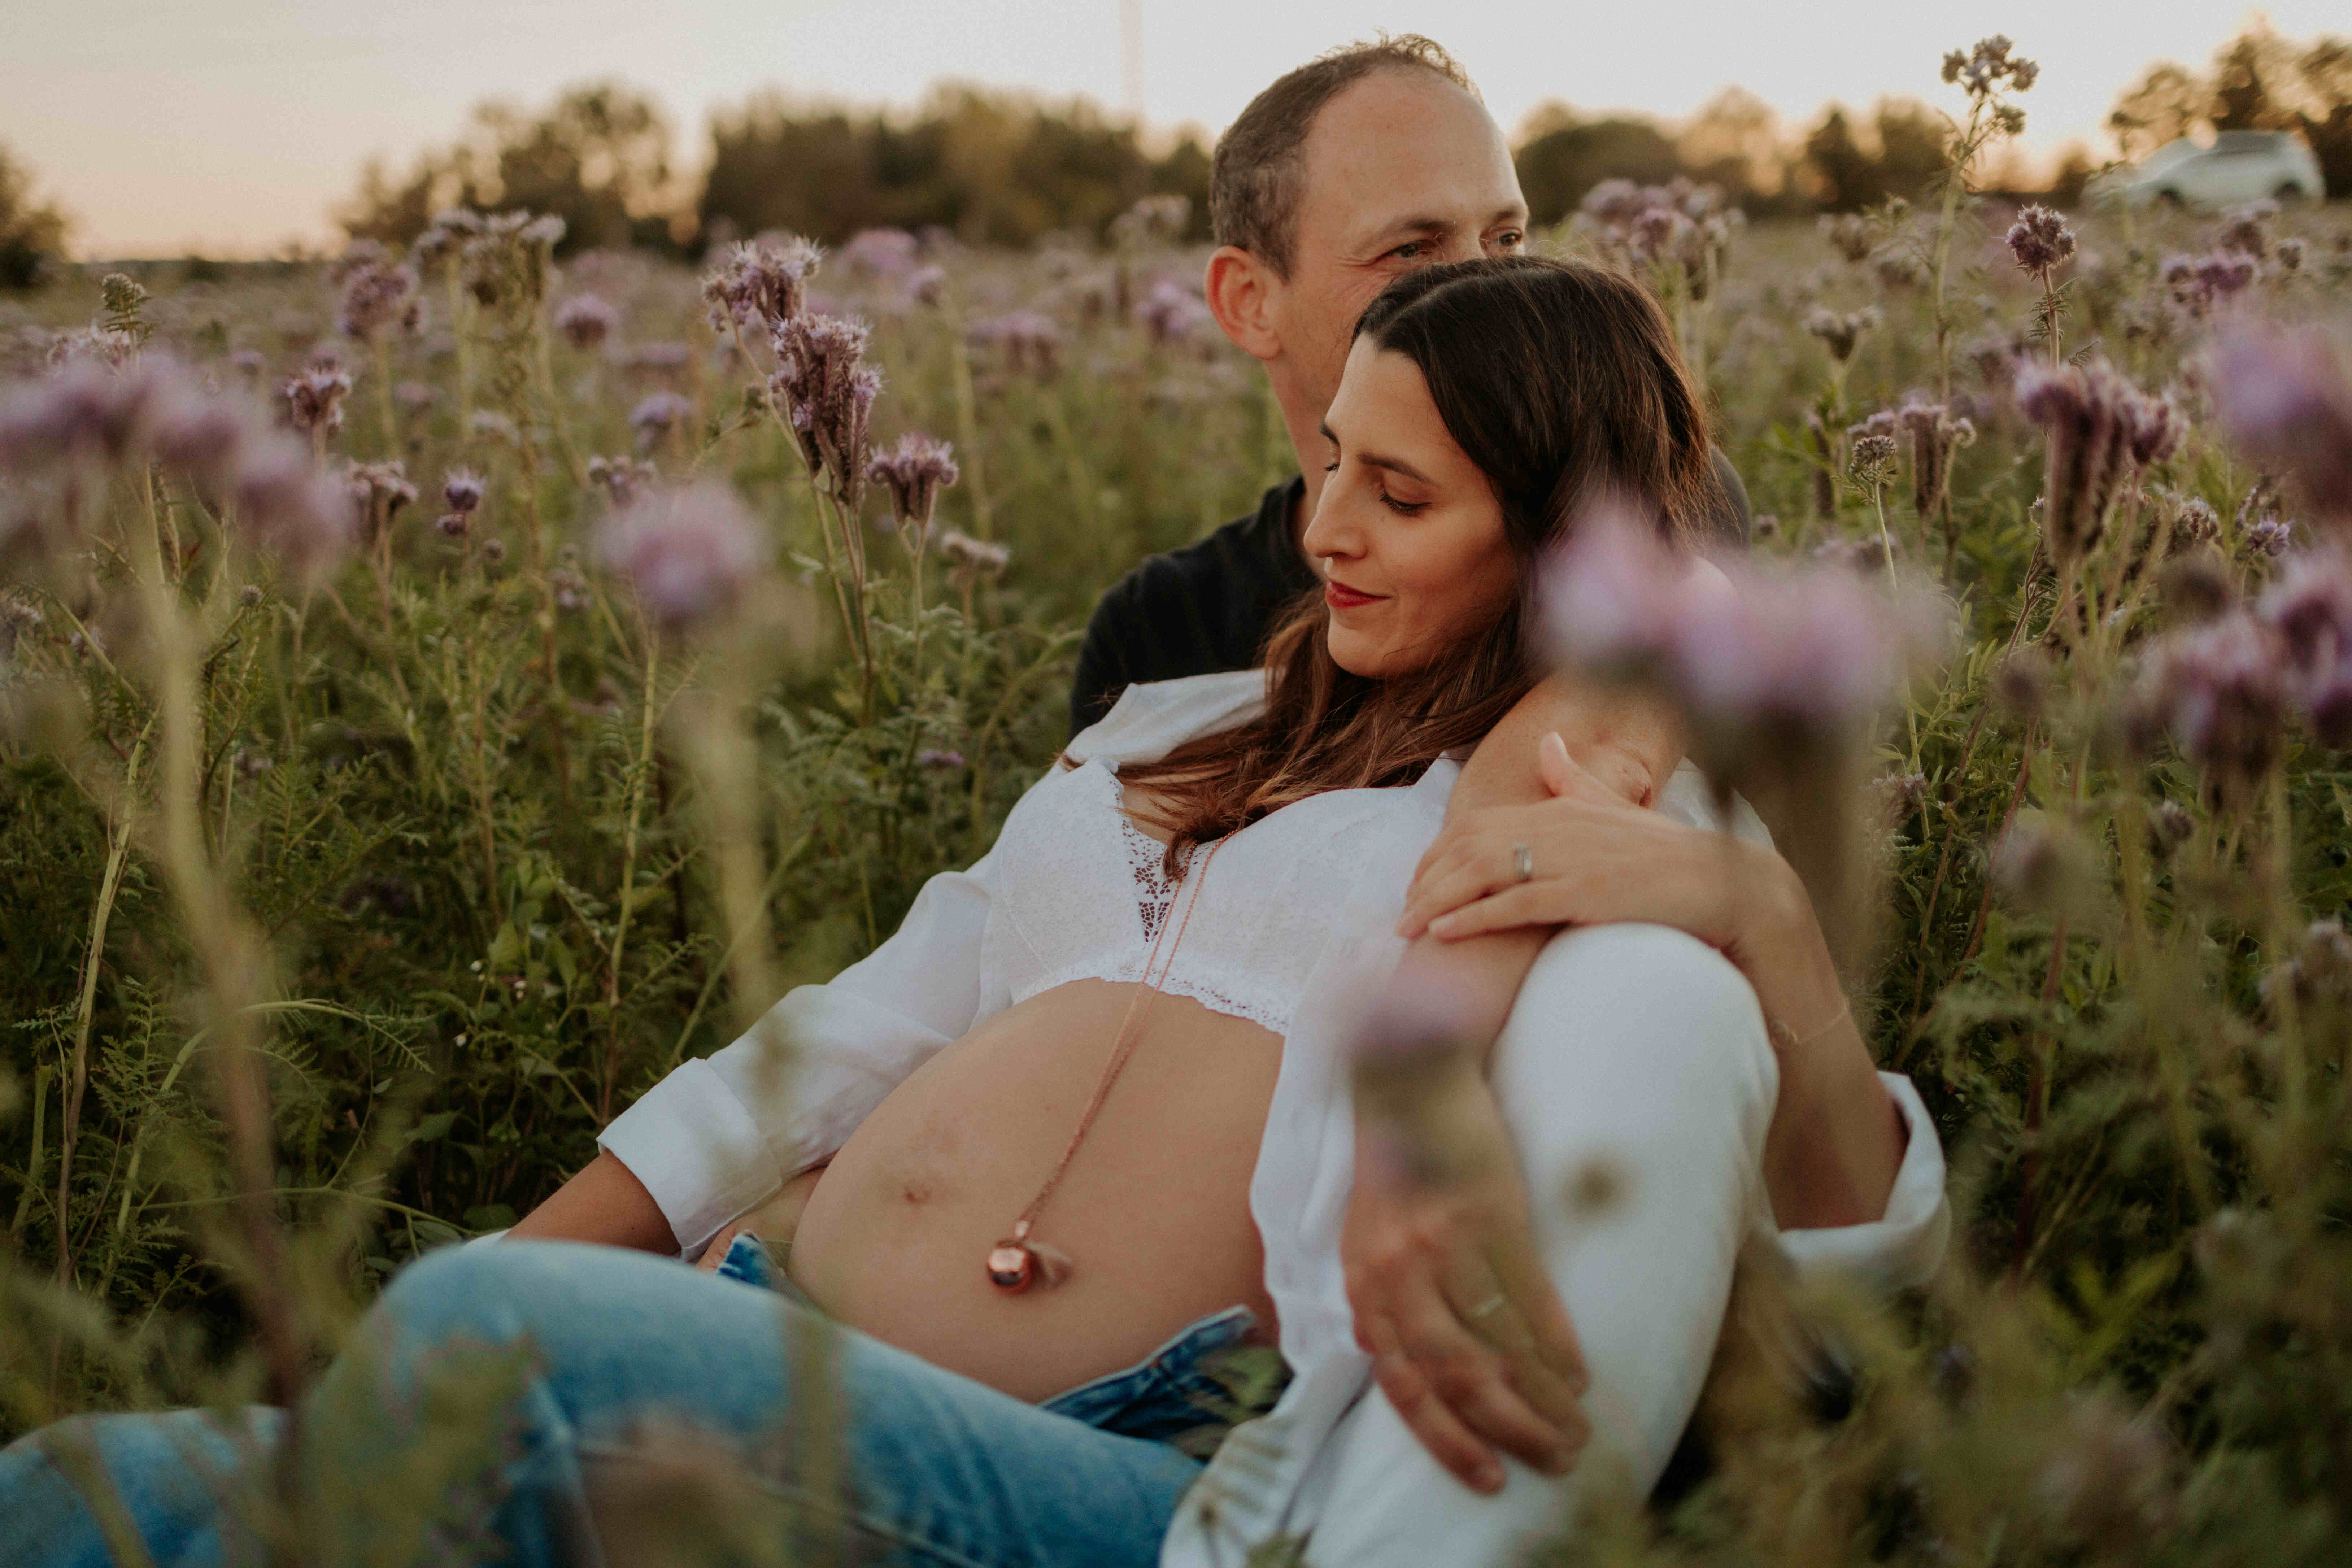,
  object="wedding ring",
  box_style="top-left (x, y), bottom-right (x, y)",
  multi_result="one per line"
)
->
top-left (1467, 1291), bottom-right (1507, 1322)
top-left (1511, 842), bottom-right (1535, 884)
